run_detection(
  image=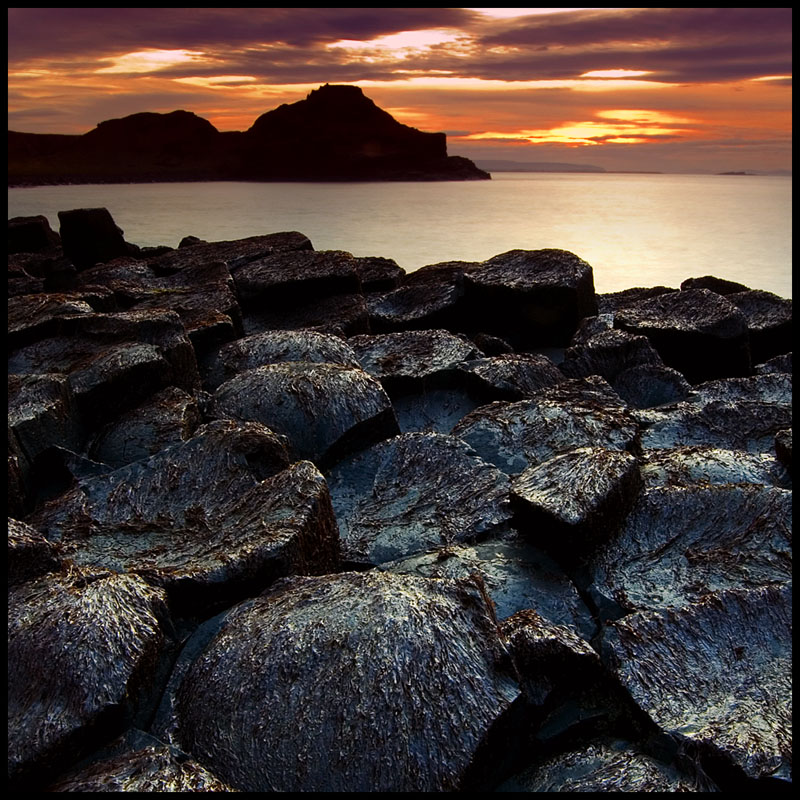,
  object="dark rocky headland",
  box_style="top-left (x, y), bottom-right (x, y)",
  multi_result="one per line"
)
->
top-left (8, 84), bottom-right (489, 186)
top-left (8, 209), bottom-right (792, 792)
